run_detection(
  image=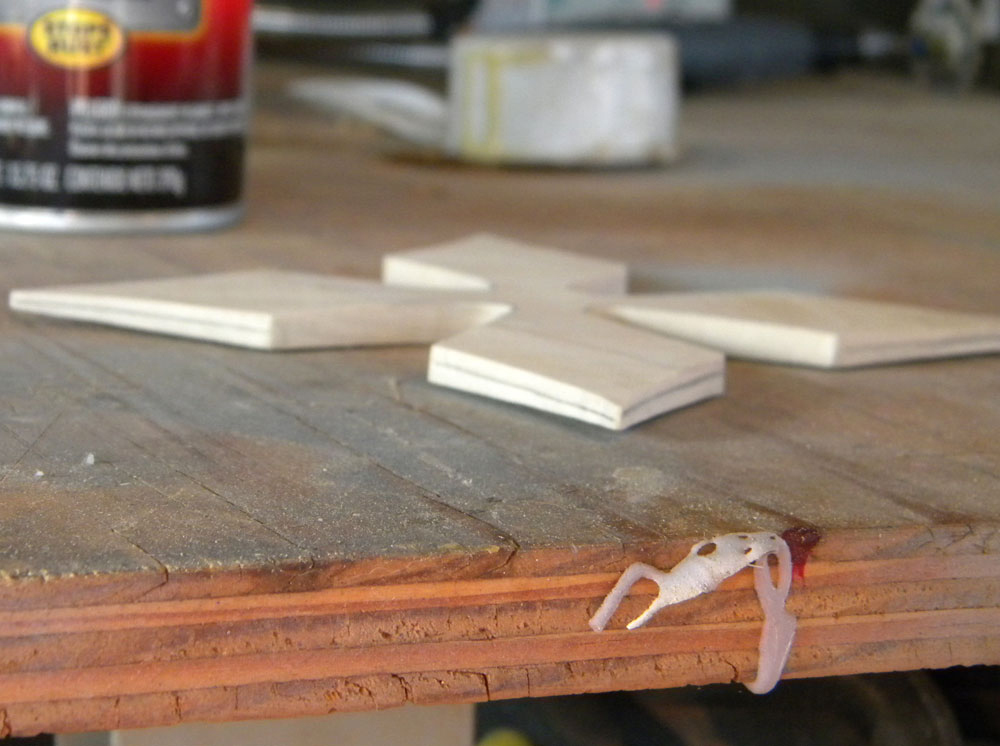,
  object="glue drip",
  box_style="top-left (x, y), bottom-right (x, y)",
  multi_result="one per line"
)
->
top-left (589, 532), bottom-right (797, 694)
